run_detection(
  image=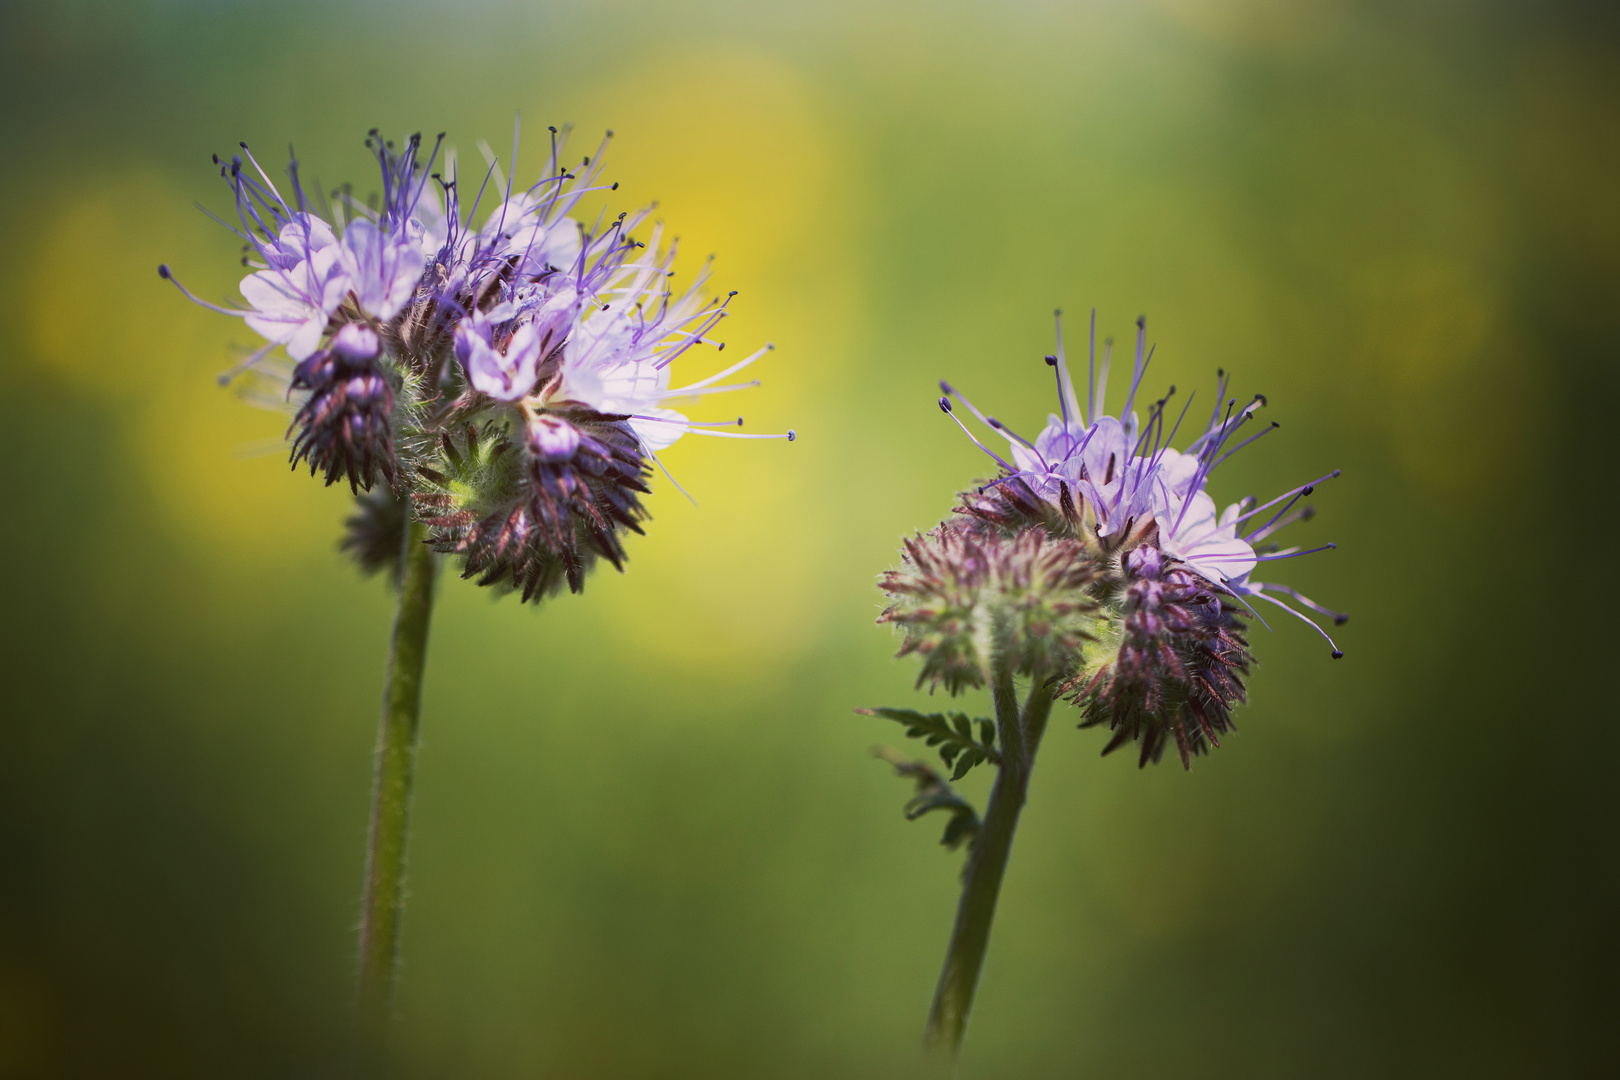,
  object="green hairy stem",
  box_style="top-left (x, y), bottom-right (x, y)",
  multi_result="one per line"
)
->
top-left (925, 655), bottom-right (1056, 1057)
top-left (356, 515), bottom-right (438, 1051)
